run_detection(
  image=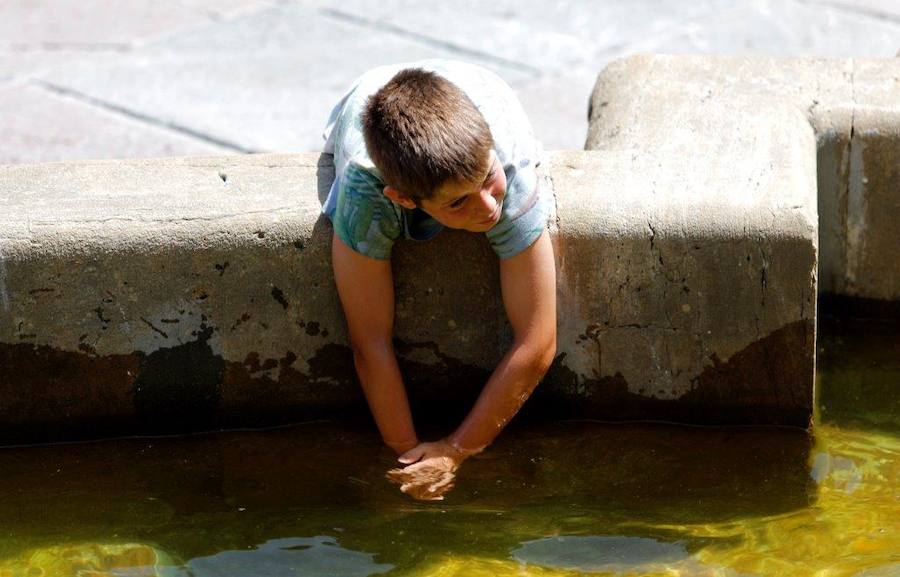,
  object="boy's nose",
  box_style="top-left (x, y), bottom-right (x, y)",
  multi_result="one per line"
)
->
top-left (479, 189), bottom-right (497, 216)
